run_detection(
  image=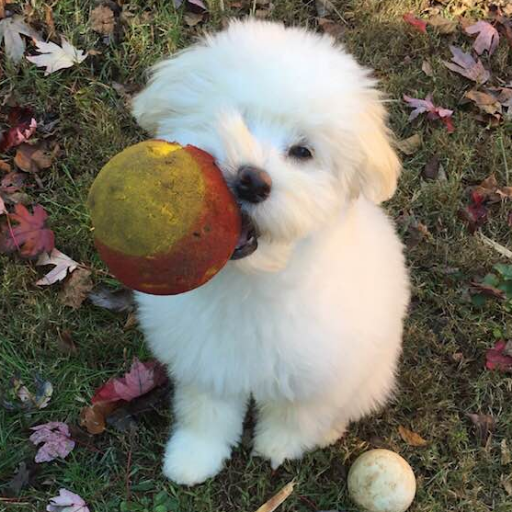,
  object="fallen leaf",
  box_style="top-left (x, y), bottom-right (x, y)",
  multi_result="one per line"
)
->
top-left (427, 14), bottom-right (458, 34)
top-left (473, 174), bottom-right (512, 204)
top-left (183, 12), bottom-right (204, 26)
top-left (422, 155), bottom-right (441, 180)
top-left (0, 203), bottom-right (55, 259)
top-left (57, 329), bottom-right (78, 354)
top-left (465, 21), bottom-right (500, 55)
top-left (396, 133), bottom-right (422, 155)
top-left (486, 340), bottom-right (512, 372)
top-left (30, 422), bottom-right (75, 463)
top-left (26, 38), bottom-right (88, 76)
top-left (0, 195), bottom-right (6, 215)
top-left (90, 5), bottom-right (115, 35)
top-left (318, 18), bottom-right (344, 40)
top-left (398, 425), bottom-right (428, 447)
top-left (36, 249), bottom-right (79, 286)
top-left (255, 481), bottom-right (296, 512)
top-left (466, 413), bottom-right (496, 446)
top-left (421, 60), bottom-right (433, 77)
top-left (0, 14), bottom-right (41, 63)
top-left (470, 281), bottom-right (506, 300)
top-left (502, 474), bottom-right (512, 496)
top-left (92, 358), bottom-right (168, 404)
top-left (47, 489), bottom-right (90, 512)
top-left (1, 171), bottom-right (26, 195)
top-left (88, 285), bottom-right (134, 312)
top-left (124, 311), bottom-right (138, 330)
top-left (106, 382), bottom-right (170, 432)
top-left (59, 267), bottom-right (93, 309)
top-left (80, 401), bottom-right (116, 435)
top-left (459, 191), bottom-right (488, 233)
top-left (186, 0), bottom-right (207, 10)
top-left (6, 461), bottom-right (36, 496)
top-left (0, 106), bottom-right (37, 153)
top-left (403, 94), bottom-right (455, 132)
top-left (403, 13), bottom-right (427, 34)
top-left (396, 210), bottom-right (432, 249)
top-left (2, 374), bottom-right (53, 411)
top-left (14, 141), bottom-right (54, 173)
top-left (443, 45), bottom-right (490, 84)
top-left (0, 160), bottom-right (11, 172)
top-left (465, 89), bottom-right (502, 119)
